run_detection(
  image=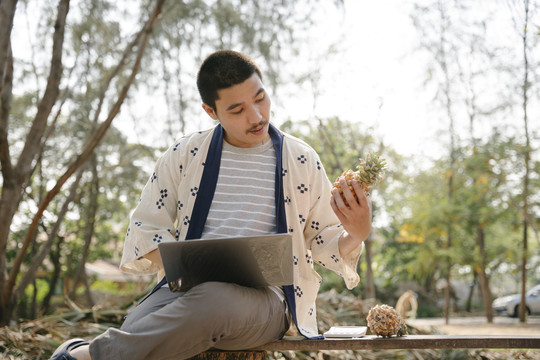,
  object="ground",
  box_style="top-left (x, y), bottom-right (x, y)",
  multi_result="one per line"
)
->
top-left (408, 315), bottom-right (540, 335)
